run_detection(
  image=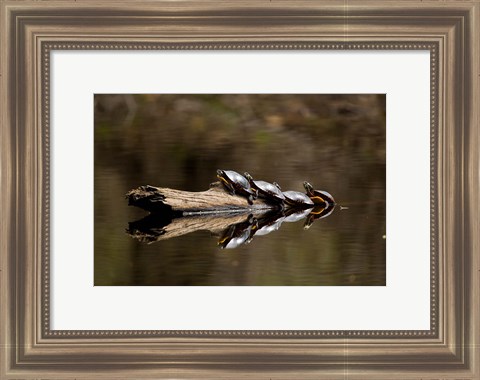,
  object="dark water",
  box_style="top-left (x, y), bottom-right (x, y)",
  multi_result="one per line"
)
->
top-left (94, 94), bottom-right (386, 286)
